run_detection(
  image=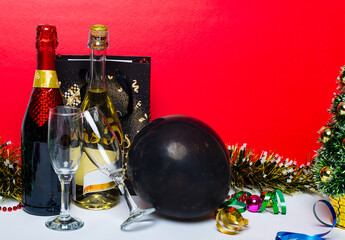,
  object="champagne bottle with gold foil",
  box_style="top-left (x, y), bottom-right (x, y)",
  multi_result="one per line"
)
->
top-left (21, 25), bottom-right (63, 216)
top-left (73, 25), bottom-right (124, 210)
